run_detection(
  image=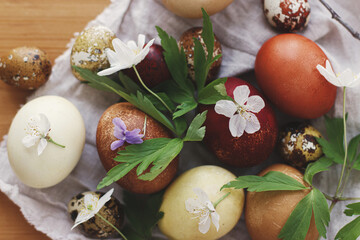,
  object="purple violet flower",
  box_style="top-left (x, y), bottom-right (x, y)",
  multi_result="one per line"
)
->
top-left (110, 118), bottom-right (144, 151)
